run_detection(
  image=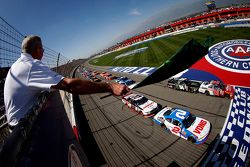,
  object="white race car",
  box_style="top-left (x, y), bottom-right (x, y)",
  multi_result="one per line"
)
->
top-left (153, 107), bottom-right (211, 144)
top-left (122, 93), bottom-right (162, 117)
top-left (198, 81), bottom-right (225, 97)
